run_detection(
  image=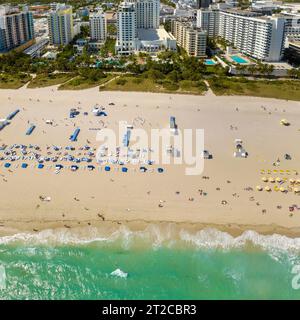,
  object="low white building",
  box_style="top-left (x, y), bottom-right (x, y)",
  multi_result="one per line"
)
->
top-left (135, 27), bottom-right (177, 52)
